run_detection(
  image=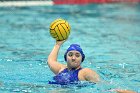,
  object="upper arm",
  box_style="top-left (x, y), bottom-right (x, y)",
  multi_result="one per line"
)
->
top-left (47, 60), bottom-right (66, 75)
top-left (83, 68), bottom-right (100, 83)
